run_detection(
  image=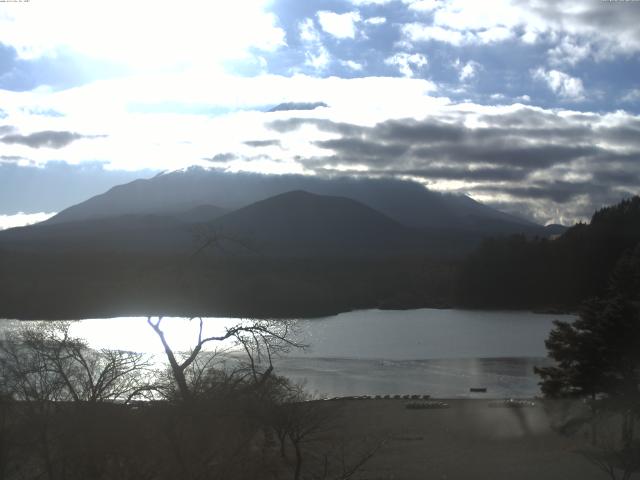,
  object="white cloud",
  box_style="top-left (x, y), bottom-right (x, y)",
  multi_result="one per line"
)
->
top-left (299, 18), bottom-right (320, 43)
top-left (317, 11), bottom-right (361, 39)
top-left (400, 0), bottom-right (640, 62)
top-left (549, 37), bottom-right (593, 66)
top-left (305, 47), bottom-right (331, 70)
top-left (454, 59), bottom-right (480, 81)
top-left (0, 211), bottom-right (56, 230)
top-left (431, 0), bottom-right (528, 32)
top-left (477, 26), bottom-right (513, 43)
top-left (521, 30), bottom-right (538, 45)
top-left (0, 0), bottom-right (285, 70)
top-left (341, 60), bottom-right (364, 71)
top-left (364, 17), bottom-right (387, 25)
top-left (397, 0), bottom-right (640, 63)
top-left (403, 23), bottom-right (515, 46)
top-left (403, 0), bottom-right (440, 11)
top-left (402, 24), bottom-right (469, 45)
top-left (0, 74), bottom-right (439, 171)
top-left (621, 89), bottom-right (640, 103)
top-left (299, 19), bottom-right (331, 70)
top-left (350, 0), bottom-right (392, 4)
top-left (523, 1), bottom-right (640, 60)
top-left (533, 68), bottom-right (585, 100)
top-left (385, 53), bottom-right (428, 77)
